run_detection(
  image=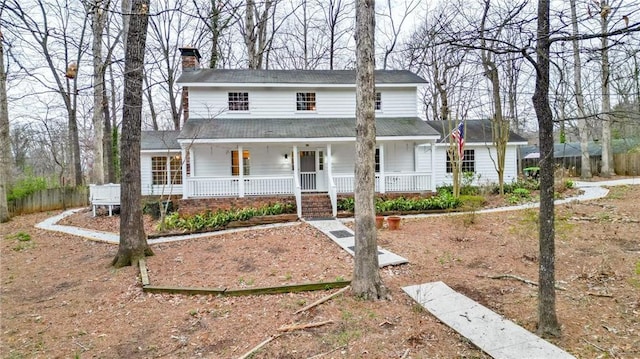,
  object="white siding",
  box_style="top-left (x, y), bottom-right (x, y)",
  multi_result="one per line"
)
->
top-left (140, 152), bottom-right (183, 196)
top-left (432, 144), bottom-right (520, 187)
top-left (191, 144), bottom-right (295, 177)
top-left (188, 87), bottom-right (418, 119)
